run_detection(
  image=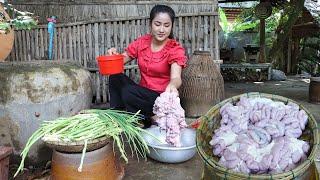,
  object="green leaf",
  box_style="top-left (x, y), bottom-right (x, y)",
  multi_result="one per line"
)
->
top-left (219, 8), bottom-right (229, 33)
